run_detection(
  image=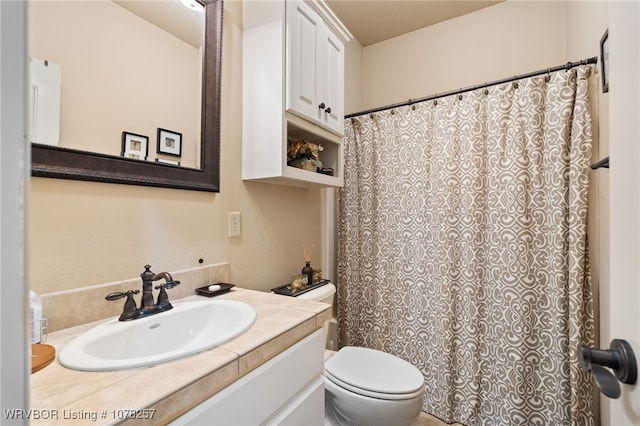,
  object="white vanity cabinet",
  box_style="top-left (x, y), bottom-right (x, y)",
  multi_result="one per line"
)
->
top-left (242, 0), bottom-right (351, 188)
top-left (170, 330), bottom-right (325, 425)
